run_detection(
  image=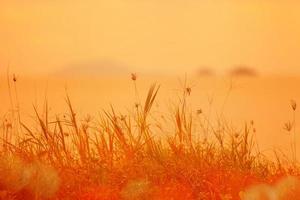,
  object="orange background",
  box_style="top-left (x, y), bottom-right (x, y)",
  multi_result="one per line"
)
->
top-left (0, 0), bottom-right (300, 75)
